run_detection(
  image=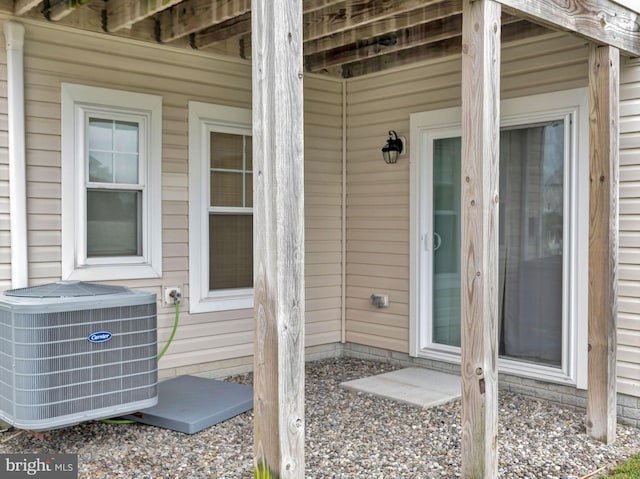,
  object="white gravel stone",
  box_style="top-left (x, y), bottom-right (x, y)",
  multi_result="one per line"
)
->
top-left (1, 357), bottom-right (639, 478)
